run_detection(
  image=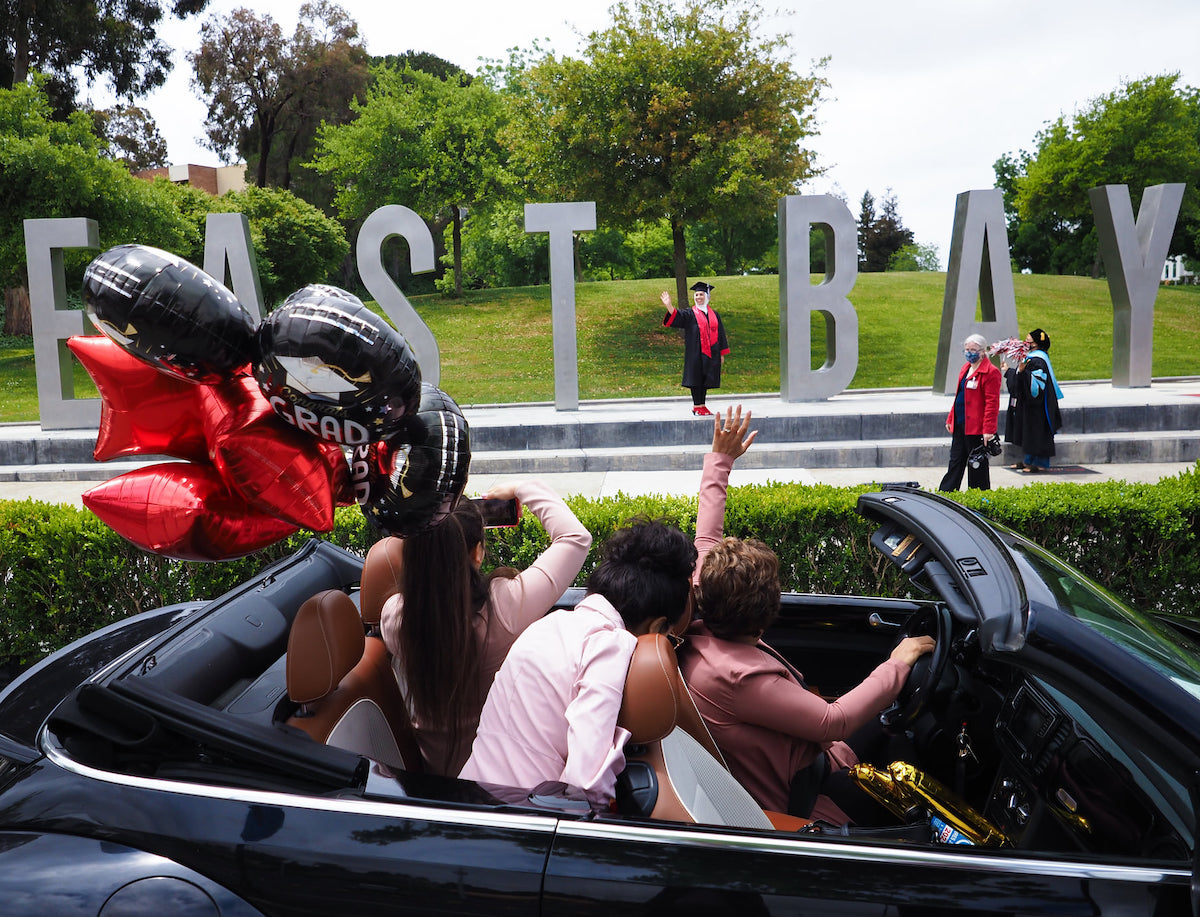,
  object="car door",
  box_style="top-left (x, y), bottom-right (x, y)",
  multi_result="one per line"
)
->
top-left (541, 817), bottom-right (1192, 916)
